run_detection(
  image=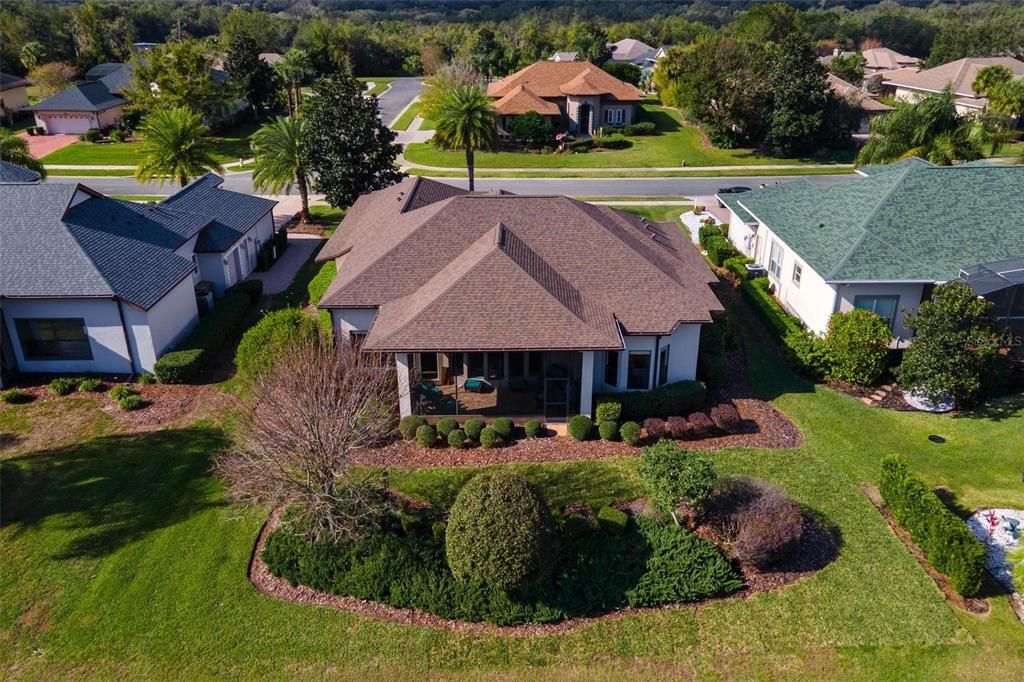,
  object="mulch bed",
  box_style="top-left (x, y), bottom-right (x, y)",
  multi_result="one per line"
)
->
top-left (861, 483), bottom-right (990, 614)
top-left (248, 501), bottom-right (836, 636)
